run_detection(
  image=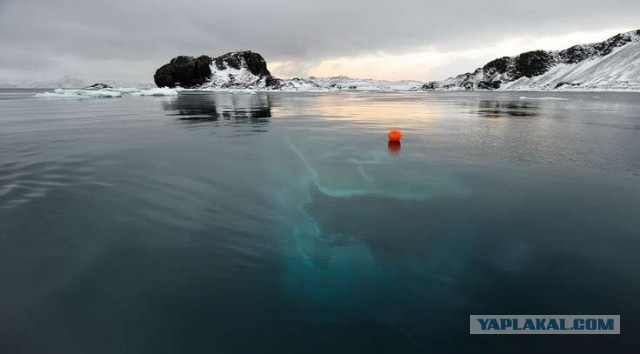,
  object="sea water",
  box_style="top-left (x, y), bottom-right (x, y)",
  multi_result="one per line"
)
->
top-left (0, 89), bottom-right (639, 353)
